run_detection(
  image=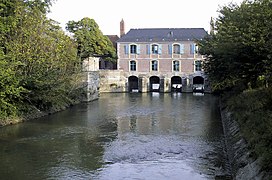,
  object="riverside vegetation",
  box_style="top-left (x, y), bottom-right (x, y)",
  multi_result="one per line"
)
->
top-left (199, 0), bottom-right (272, 174)
top-left (1, 0), bottom-right (272, 176)
top-left (0, 0), bottom-right (116, 126)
